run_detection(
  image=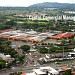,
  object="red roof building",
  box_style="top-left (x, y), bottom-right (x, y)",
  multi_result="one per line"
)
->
top-left (21, 73), bottom-right (26, 75)
top-left (54, 32), bottom-right (74, 39)
top-left (72, 71), bottom-right (75, 75)
top-left (62, 66), bottom-right (71, 70)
